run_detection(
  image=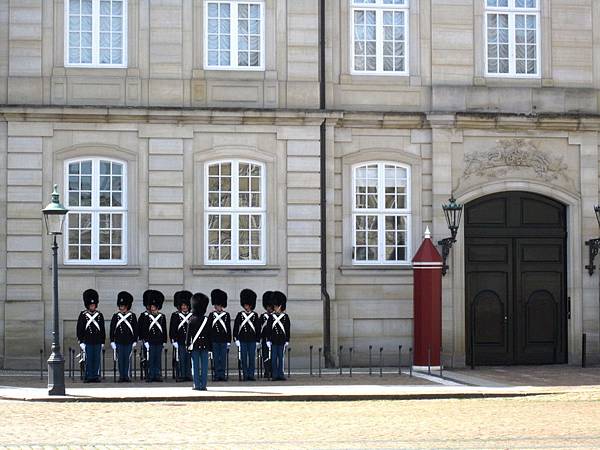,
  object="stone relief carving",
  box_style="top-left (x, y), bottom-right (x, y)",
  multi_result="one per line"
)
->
top-left (463, 139), bottom-right (569, 182)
